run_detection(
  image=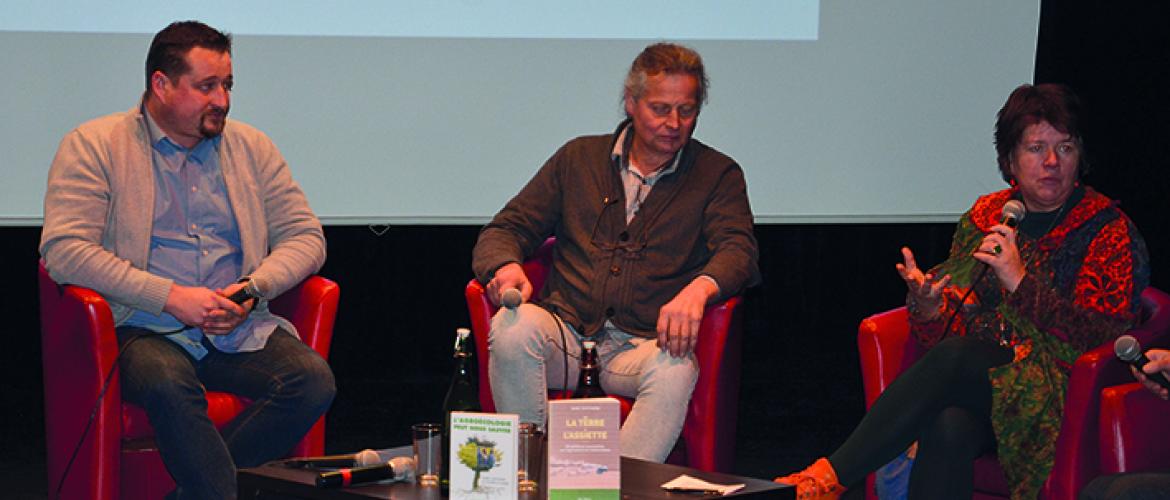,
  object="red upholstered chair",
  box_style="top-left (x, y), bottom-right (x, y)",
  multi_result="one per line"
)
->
top-left (464, 238), bottom-right (744, 472)
top-left (857, 286), bottom-right (1170, 500)
top-left (39, 262), bottom-right (339, 500)
top-left (1098, 382), bottom-right (1170, 476)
